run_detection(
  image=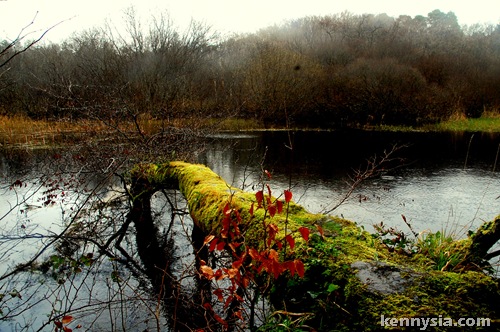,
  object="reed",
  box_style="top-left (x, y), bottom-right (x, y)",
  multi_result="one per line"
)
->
top-left (0, 115), bottom-right (109, 147)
